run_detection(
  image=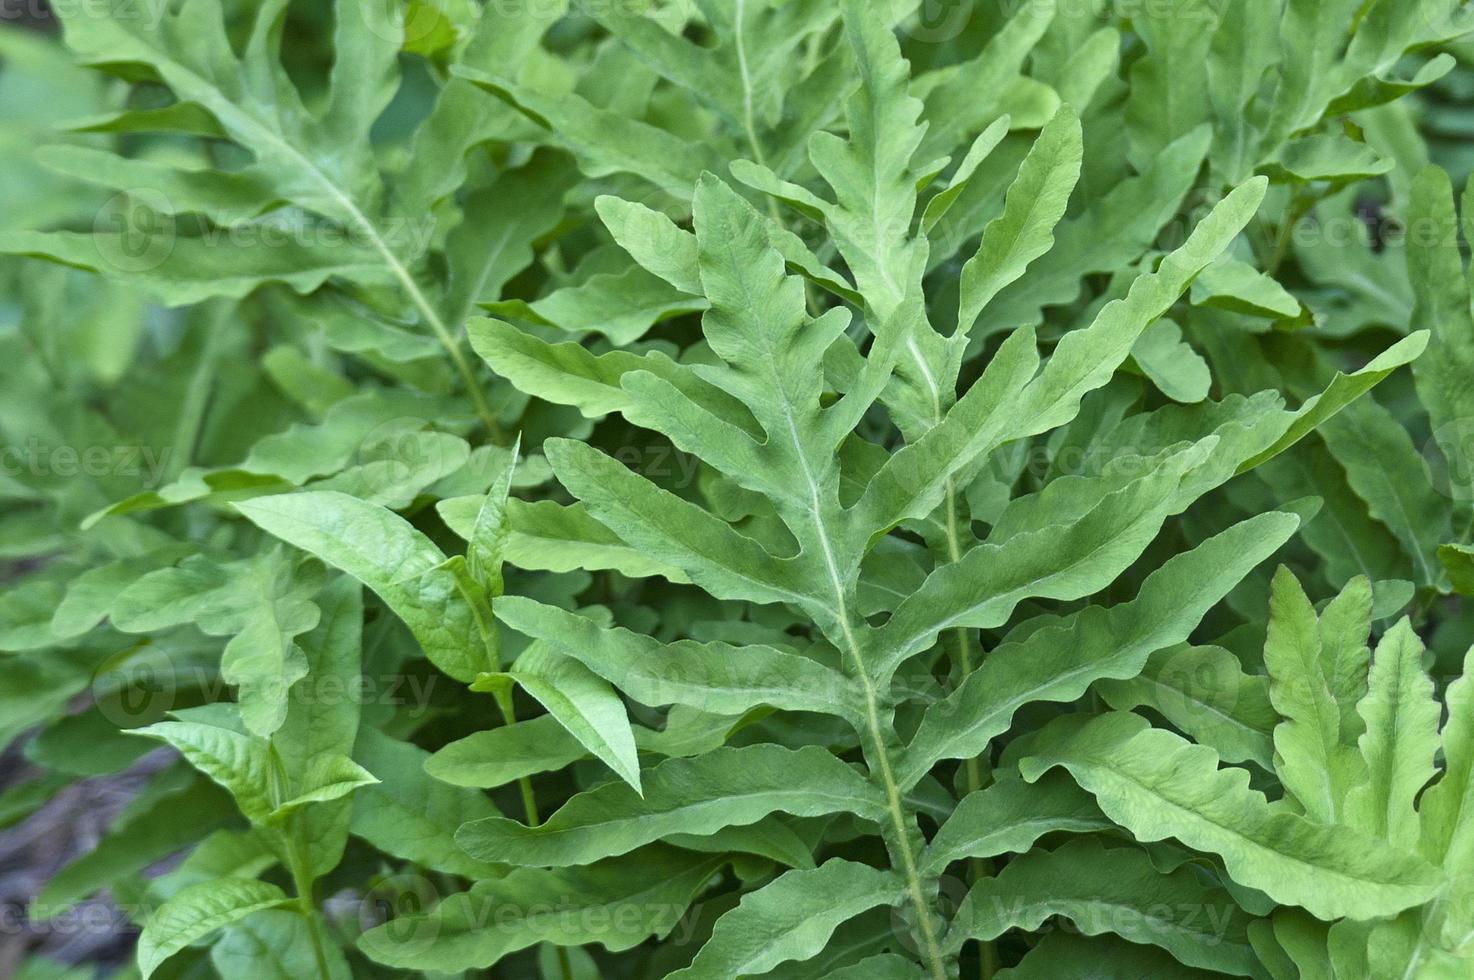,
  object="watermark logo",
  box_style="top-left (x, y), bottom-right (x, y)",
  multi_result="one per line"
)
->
top-left (1148, 645), bottom-right (1244, 729)
top-left (358, 873), bottom-right (442, 947)
top-left (1424, 419), bottom-right (1474, 503)
top-left (6, 0), bottom-right (170, 31)
top-left (899, 0), bottom-right (975, 44)
top-left (0, 438), bottom-right (173, 486)
top-left (91, 645), bottom-right (179, 727)
top-left (93, 189), bottom-right (176, 276)
top-left (353, 417), bottom-right (467, 486)
top-left (889, 874), bottom-right (967, 958)
top-left (357, 0), bottom-right (454, 47)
